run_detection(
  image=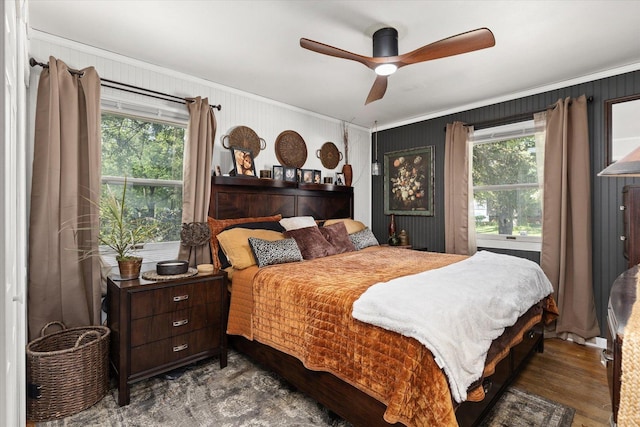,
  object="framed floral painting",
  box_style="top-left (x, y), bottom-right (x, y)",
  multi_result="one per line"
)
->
top-left (384, 146), bottom-right (434, 216)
